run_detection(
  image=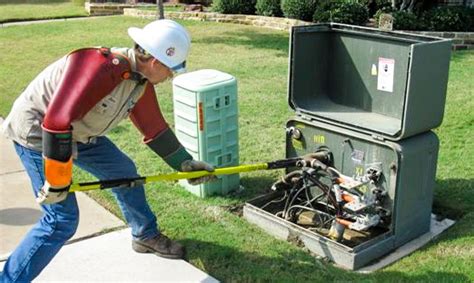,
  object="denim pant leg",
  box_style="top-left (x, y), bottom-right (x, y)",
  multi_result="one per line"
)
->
top-left (74, 137), bottom-right (158, 240)
top-left (0, 143), bottom-right (79, 283)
